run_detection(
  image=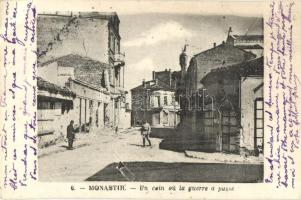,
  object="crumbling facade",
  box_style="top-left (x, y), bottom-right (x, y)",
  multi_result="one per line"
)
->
top-left (37, 12), bottom-right (130, 146)
top-left (177, 29), bottom-right (264, 155)
top-left (37, 77), bottom-right (76, 148)
top-left (200, 57), bottom-right (263, 154)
